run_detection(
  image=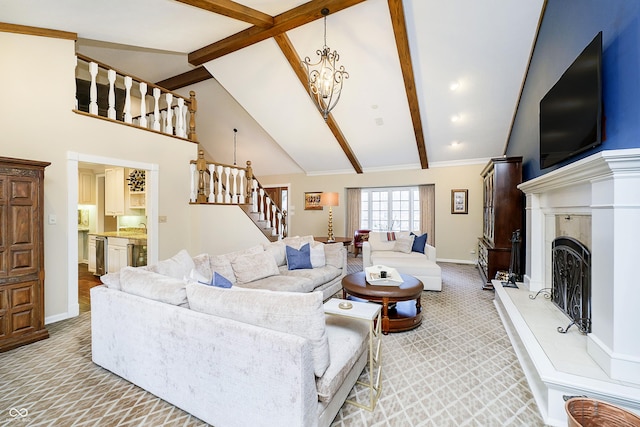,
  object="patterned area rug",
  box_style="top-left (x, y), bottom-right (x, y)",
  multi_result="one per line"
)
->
top-left (0, 262), bottom-right (545, 426)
